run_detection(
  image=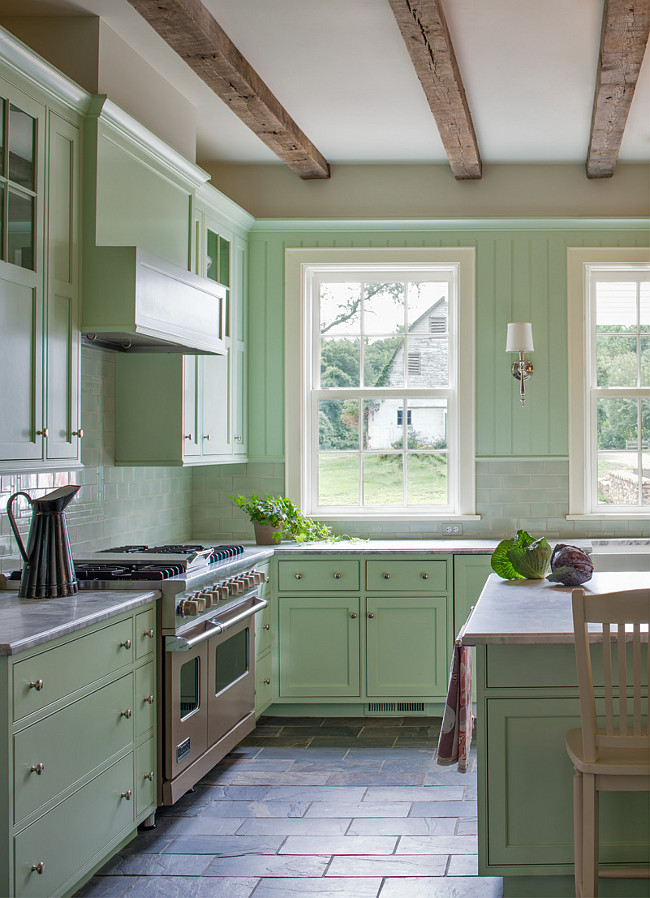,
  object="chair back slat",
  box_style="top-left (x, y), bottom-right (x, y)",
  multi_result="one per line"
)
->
top-left (633, 622), bottom-right (642, 736)
top-left (602, 623), bottom-right (615, 734)
top-left (572, 588), bottom-right (650, 758)
top-left (618, 623), bottom-right (628, 736)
